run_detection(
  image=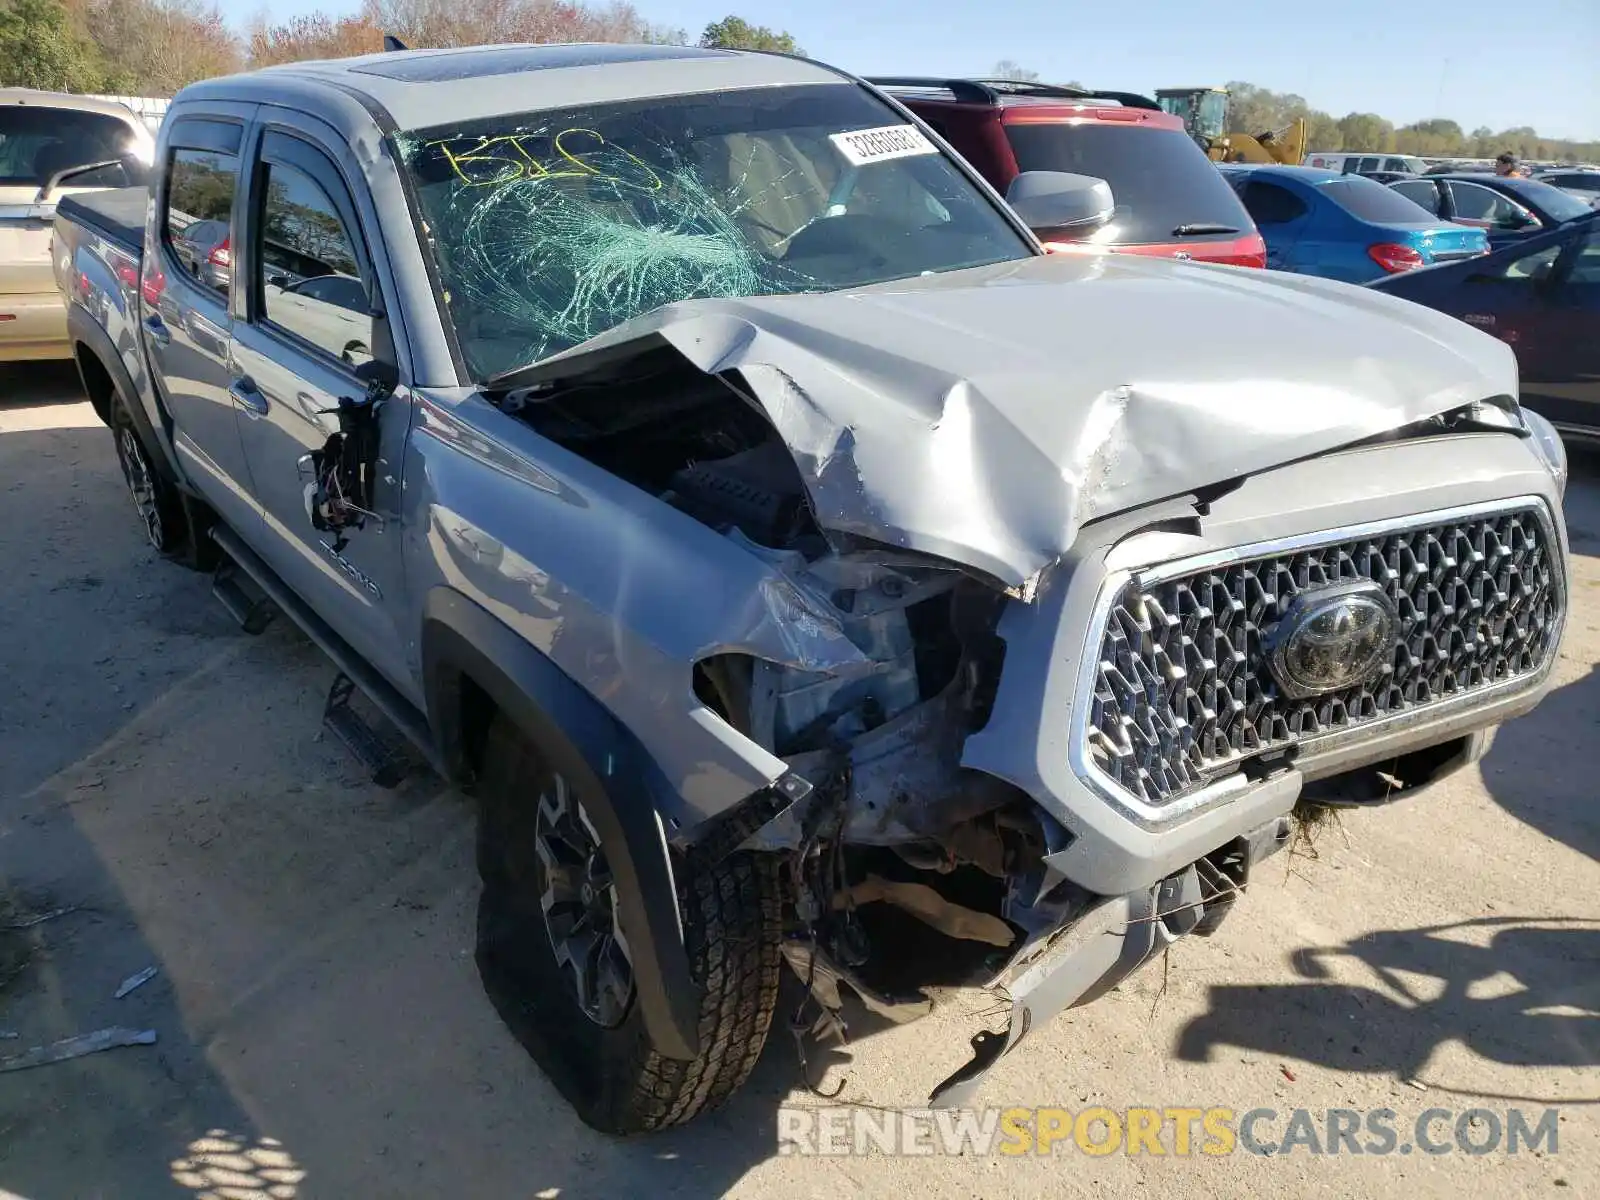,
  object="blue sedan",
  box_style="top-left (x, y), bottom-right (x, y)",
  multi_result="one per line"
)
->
top-left (1217, 164), bottom-right (1489, 284)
